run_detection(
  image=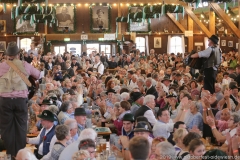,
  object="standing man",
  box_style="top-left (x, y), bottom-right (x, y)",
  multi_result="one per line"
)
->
top-left (88, 55), bottom-right (104, 76)
top-left (0, 42), bottom-right (40, 157)
top-left (27, 43), bottom-right (38, 57)
top-left (190, 35), bottom-right (222, 94)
